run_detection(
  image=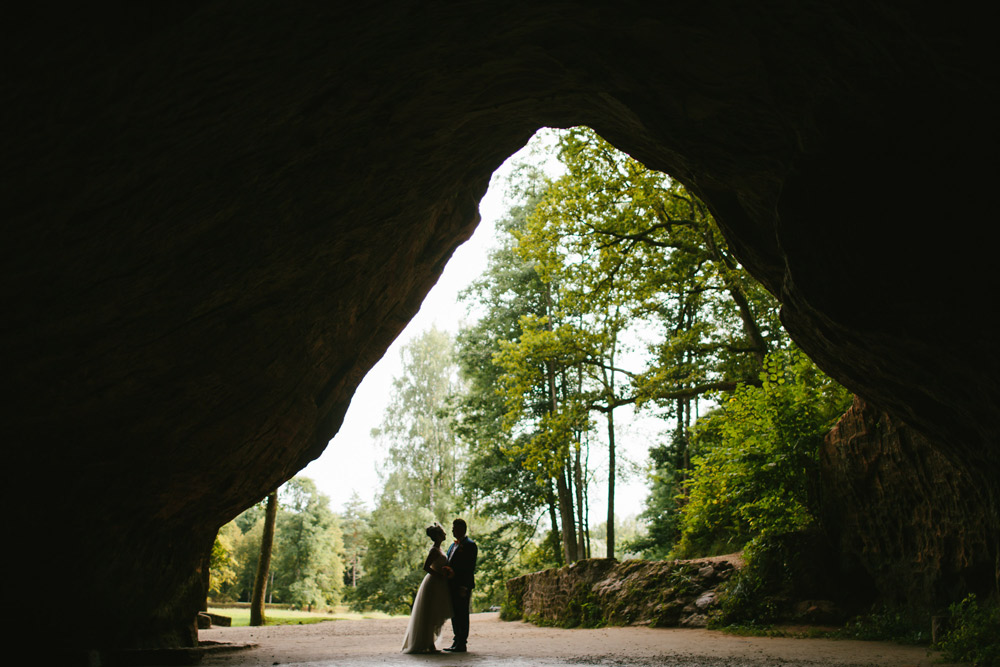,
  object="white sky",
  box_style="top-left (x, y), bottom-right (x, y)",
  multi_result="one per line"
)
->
top-left (301, 132), bottom-right (662, 527)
